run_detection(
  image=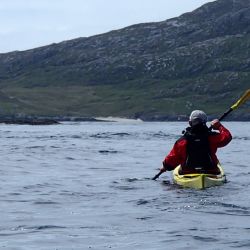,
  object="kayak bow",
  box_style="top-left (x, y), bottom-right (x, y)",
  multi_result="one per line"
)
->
top-left (173, 164), bottom-right (226, 189)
